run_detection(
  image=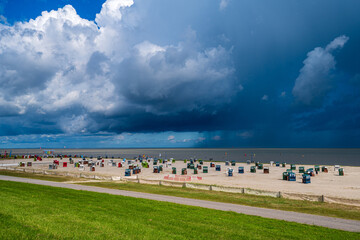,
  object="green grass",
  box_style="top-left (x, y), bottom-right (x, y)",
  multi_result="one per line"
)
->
top-left (0, 169), bottom-right (77, 182)
top-left (2, 169), bottom-right (360, 221)
top-left (0, 181), bottom-right (359, 240)
top-left (79, 181), bottom-right (360, 221)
